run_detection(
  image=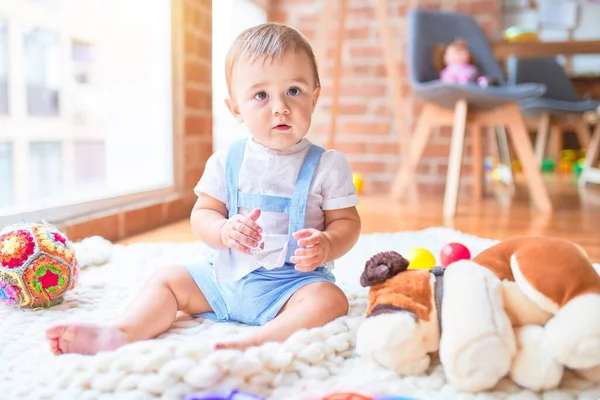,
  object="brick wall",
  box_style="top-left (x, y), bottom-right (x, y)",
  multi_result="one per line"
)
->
top-left (268, 0), bottom-right (500, 194)
top-left (62, 0), bottom-right (212, 242)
